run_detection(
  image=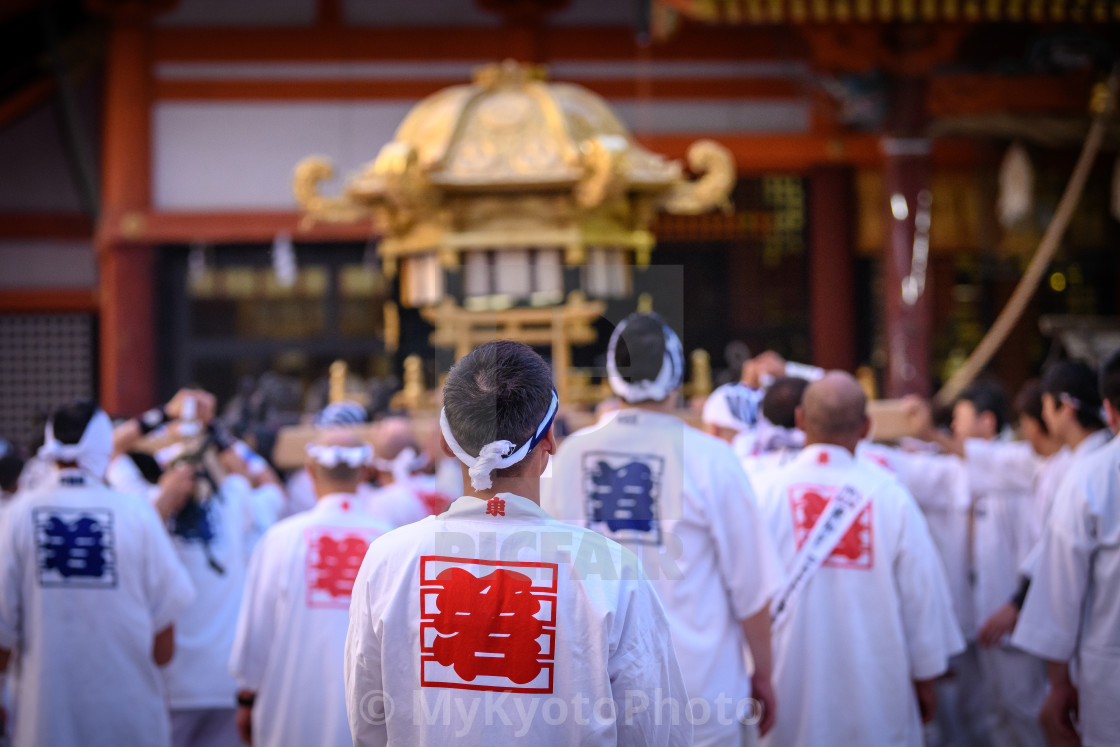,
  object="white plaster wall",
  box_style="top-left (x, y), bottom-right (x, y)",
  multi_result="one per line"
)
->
top-left (0, 241), bottom-right (97, 288)
top-left (152, 101), bottom-right (413, 210)
top-left (152, 97), bottom-right (808, 210)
